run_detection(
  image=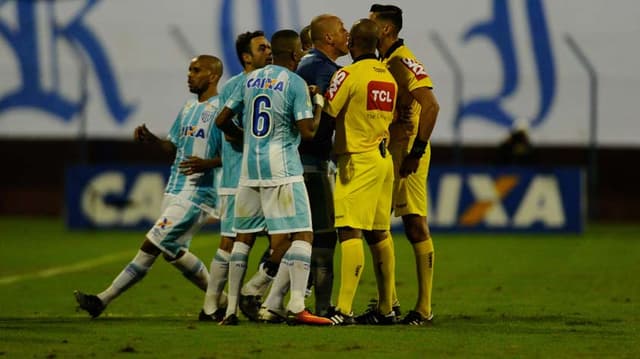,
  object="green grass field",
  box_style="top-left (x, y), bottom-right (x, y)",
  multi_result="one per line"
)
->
top-left (1, 218), bottom-right (638, 358)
